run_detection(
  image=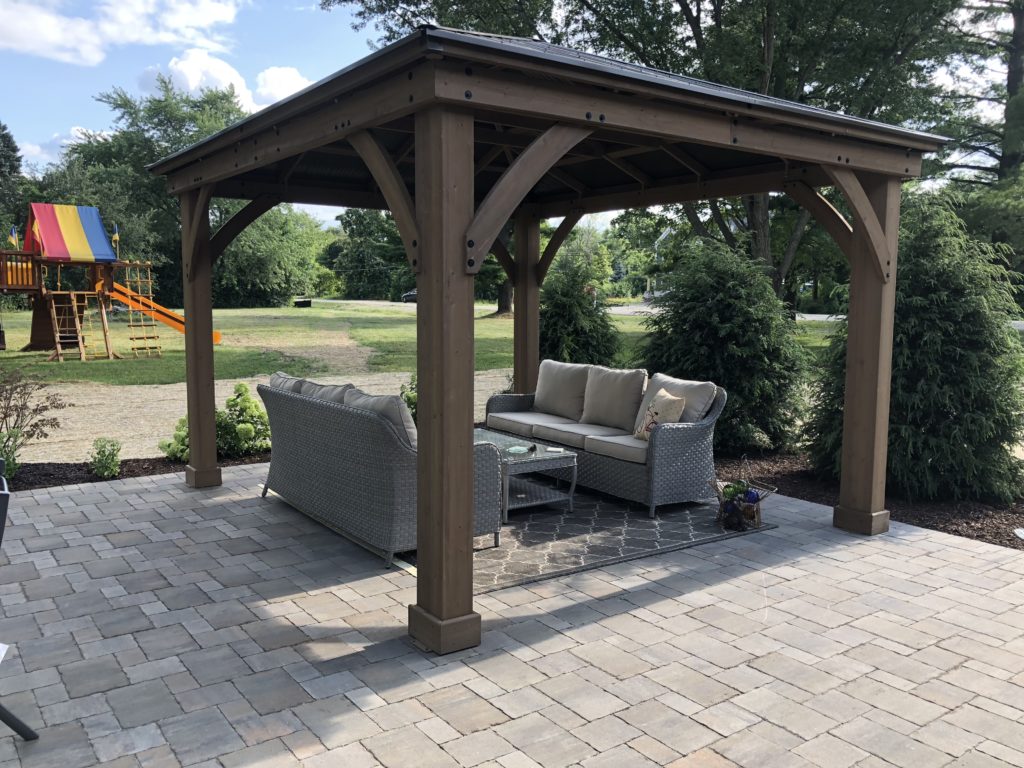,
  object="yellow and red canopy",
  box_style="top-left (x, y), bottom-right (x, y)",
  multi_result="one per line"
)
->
top-left (23, 203), bottom-right (117, 263)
